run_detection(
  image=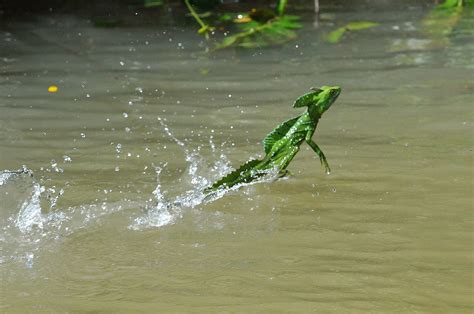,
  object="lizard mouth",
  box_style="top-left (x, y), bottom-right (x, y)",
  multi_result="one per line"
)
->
top-left (329, 89), bottom-right (341, 104)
